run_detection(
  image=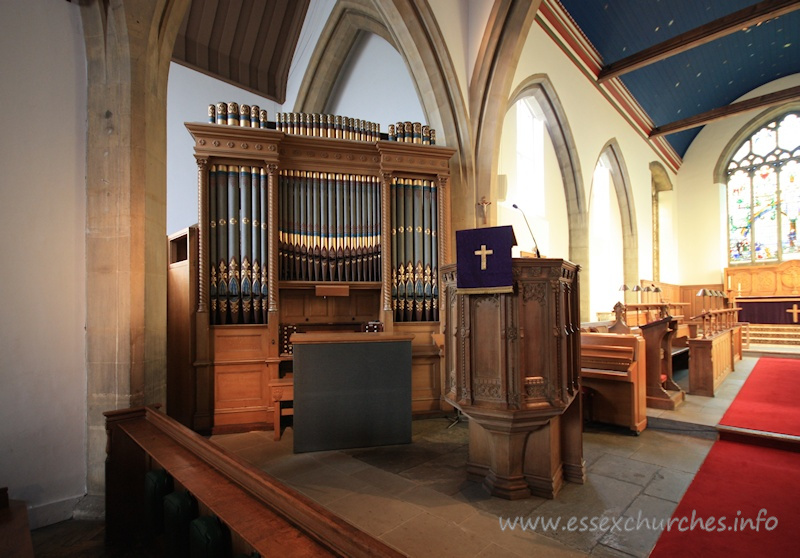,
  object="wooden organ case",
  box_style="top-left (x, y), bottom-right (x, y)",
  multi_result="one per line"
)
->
top-left (170, 120), bottom-right (455, 433)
